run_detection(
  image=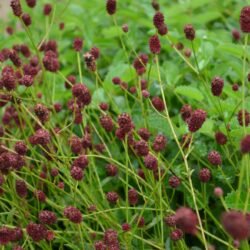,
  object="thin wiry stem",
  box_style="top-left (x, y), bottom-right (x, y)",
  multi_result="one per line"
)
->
top-left (155, 55), bottom-right (208, 250)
